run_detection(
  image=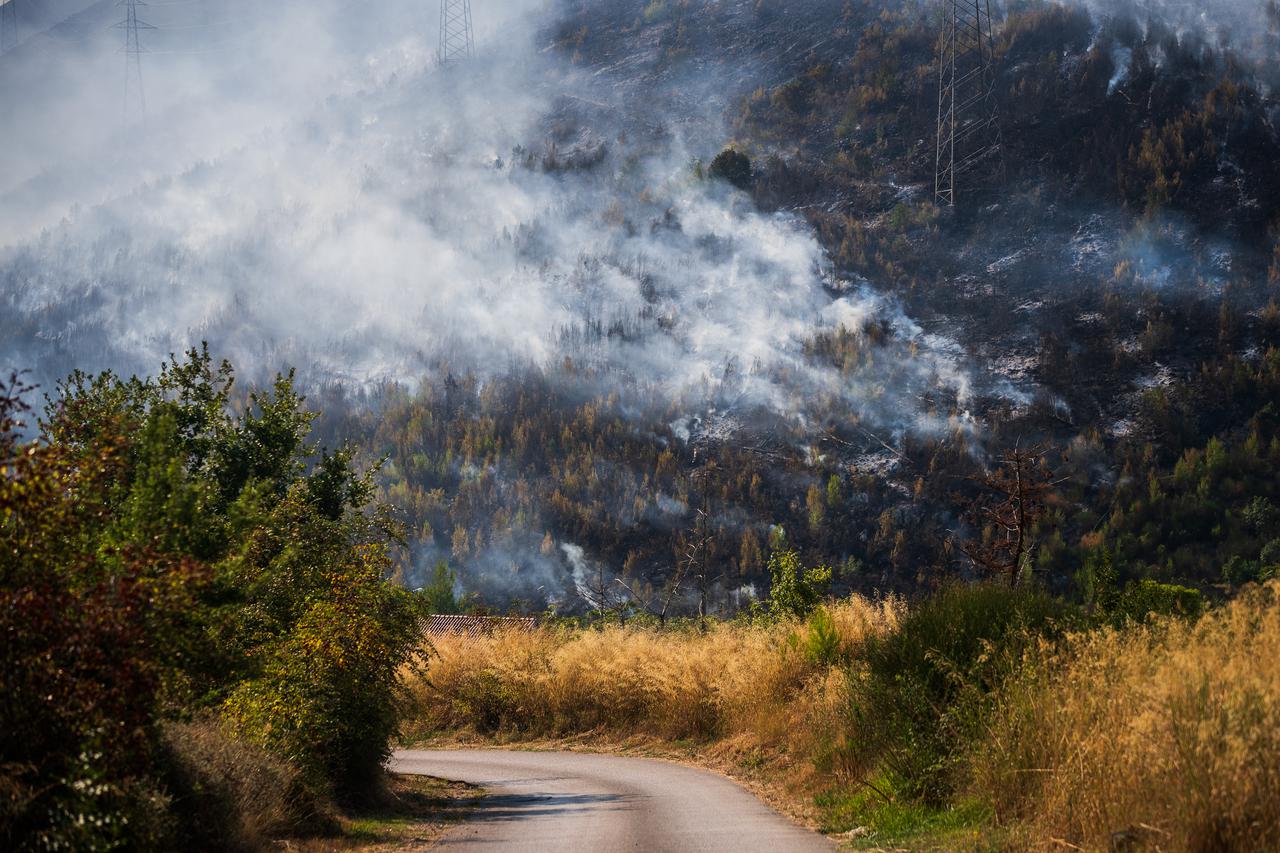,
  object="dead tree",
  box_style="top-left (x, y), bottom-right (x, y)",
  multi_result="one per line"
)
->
top-left (685, 461), bottom-right (722, 630)
top-left (580, 553), bottom-right (630, 625)
top-left (959, 443), bottom-right (1065, 587)
top-left (615, 562), bottom-right (687, 628)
